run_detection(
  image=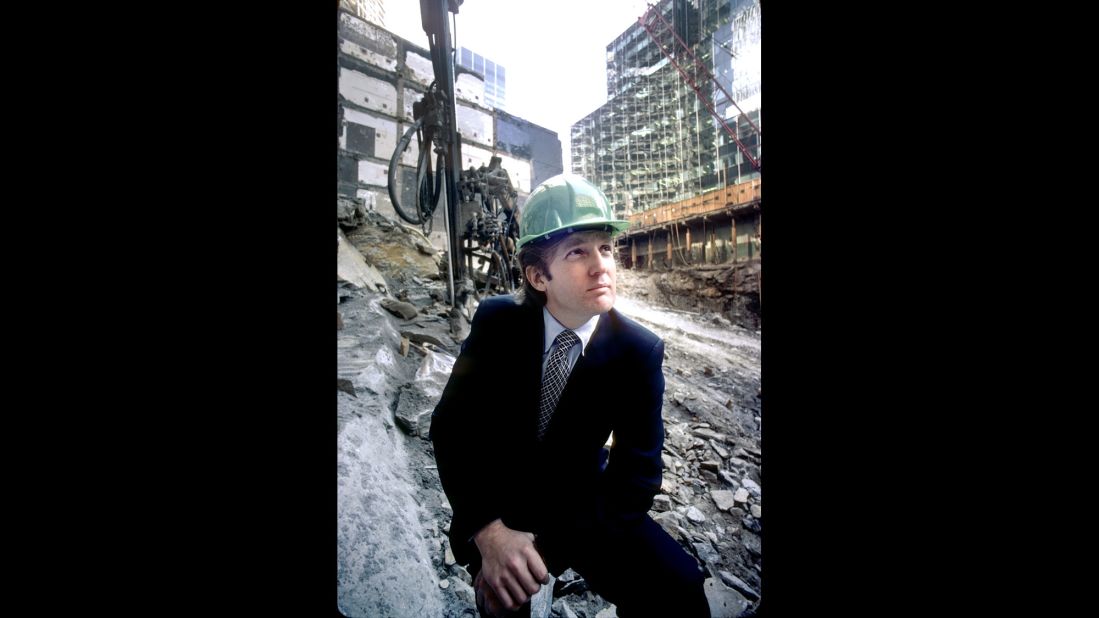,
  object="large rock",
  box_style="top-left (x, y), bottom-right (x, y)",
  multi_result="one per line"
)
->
top-left (652, 494), bottom-right (673, 512)
top-left (346, 212), bottom-right (440, 283)
top-left (530, 573), bottom-right (556, 618)
top-left (338, 227), bottom-right (388, 291)
top-left (718, 570), bottom-right (760, 601)
top-left (693, 541), bottom-right (720, 565)
top-left (711, 490), bottom-right (738, 512)
top-left (552, 599), bottom-right (579, 618)
top-left (703, 578), bottom-right (750, 618)
top-left (337, 396), bottom-right (444, 617)
top-left (394, 385), bottom-right (433, 438)
top-left (380, 298), bottom-right (418, 320)
top-left (400, 327), bottom-right (454, 352)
